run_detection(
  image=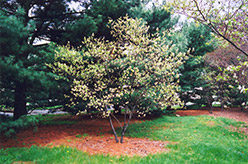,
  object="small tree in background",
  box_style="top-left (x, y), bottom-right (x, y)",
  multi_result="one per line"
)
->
top-left (168, 0), bottom-right (248, 56)
top-left (203, 45), bottom-right (248, 111)
top-left (224, 61), bottom-right (248, 110)
top-left (200, 67), bottom-right (233, 113)
top-left (50, 16), bottom-right (187, 143)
